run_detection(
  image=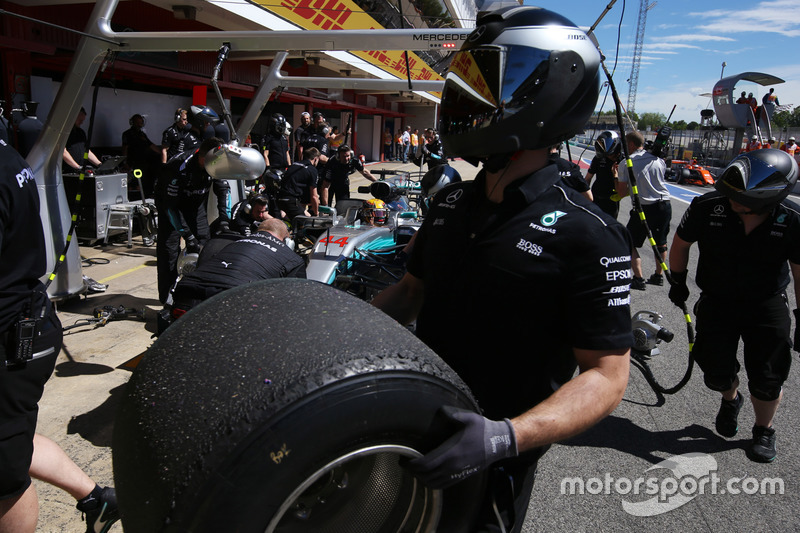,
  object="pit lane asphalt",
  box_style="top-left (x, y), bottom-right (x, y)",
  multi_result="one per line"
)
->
top-left (35, 157), bottom-right (800, 532)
